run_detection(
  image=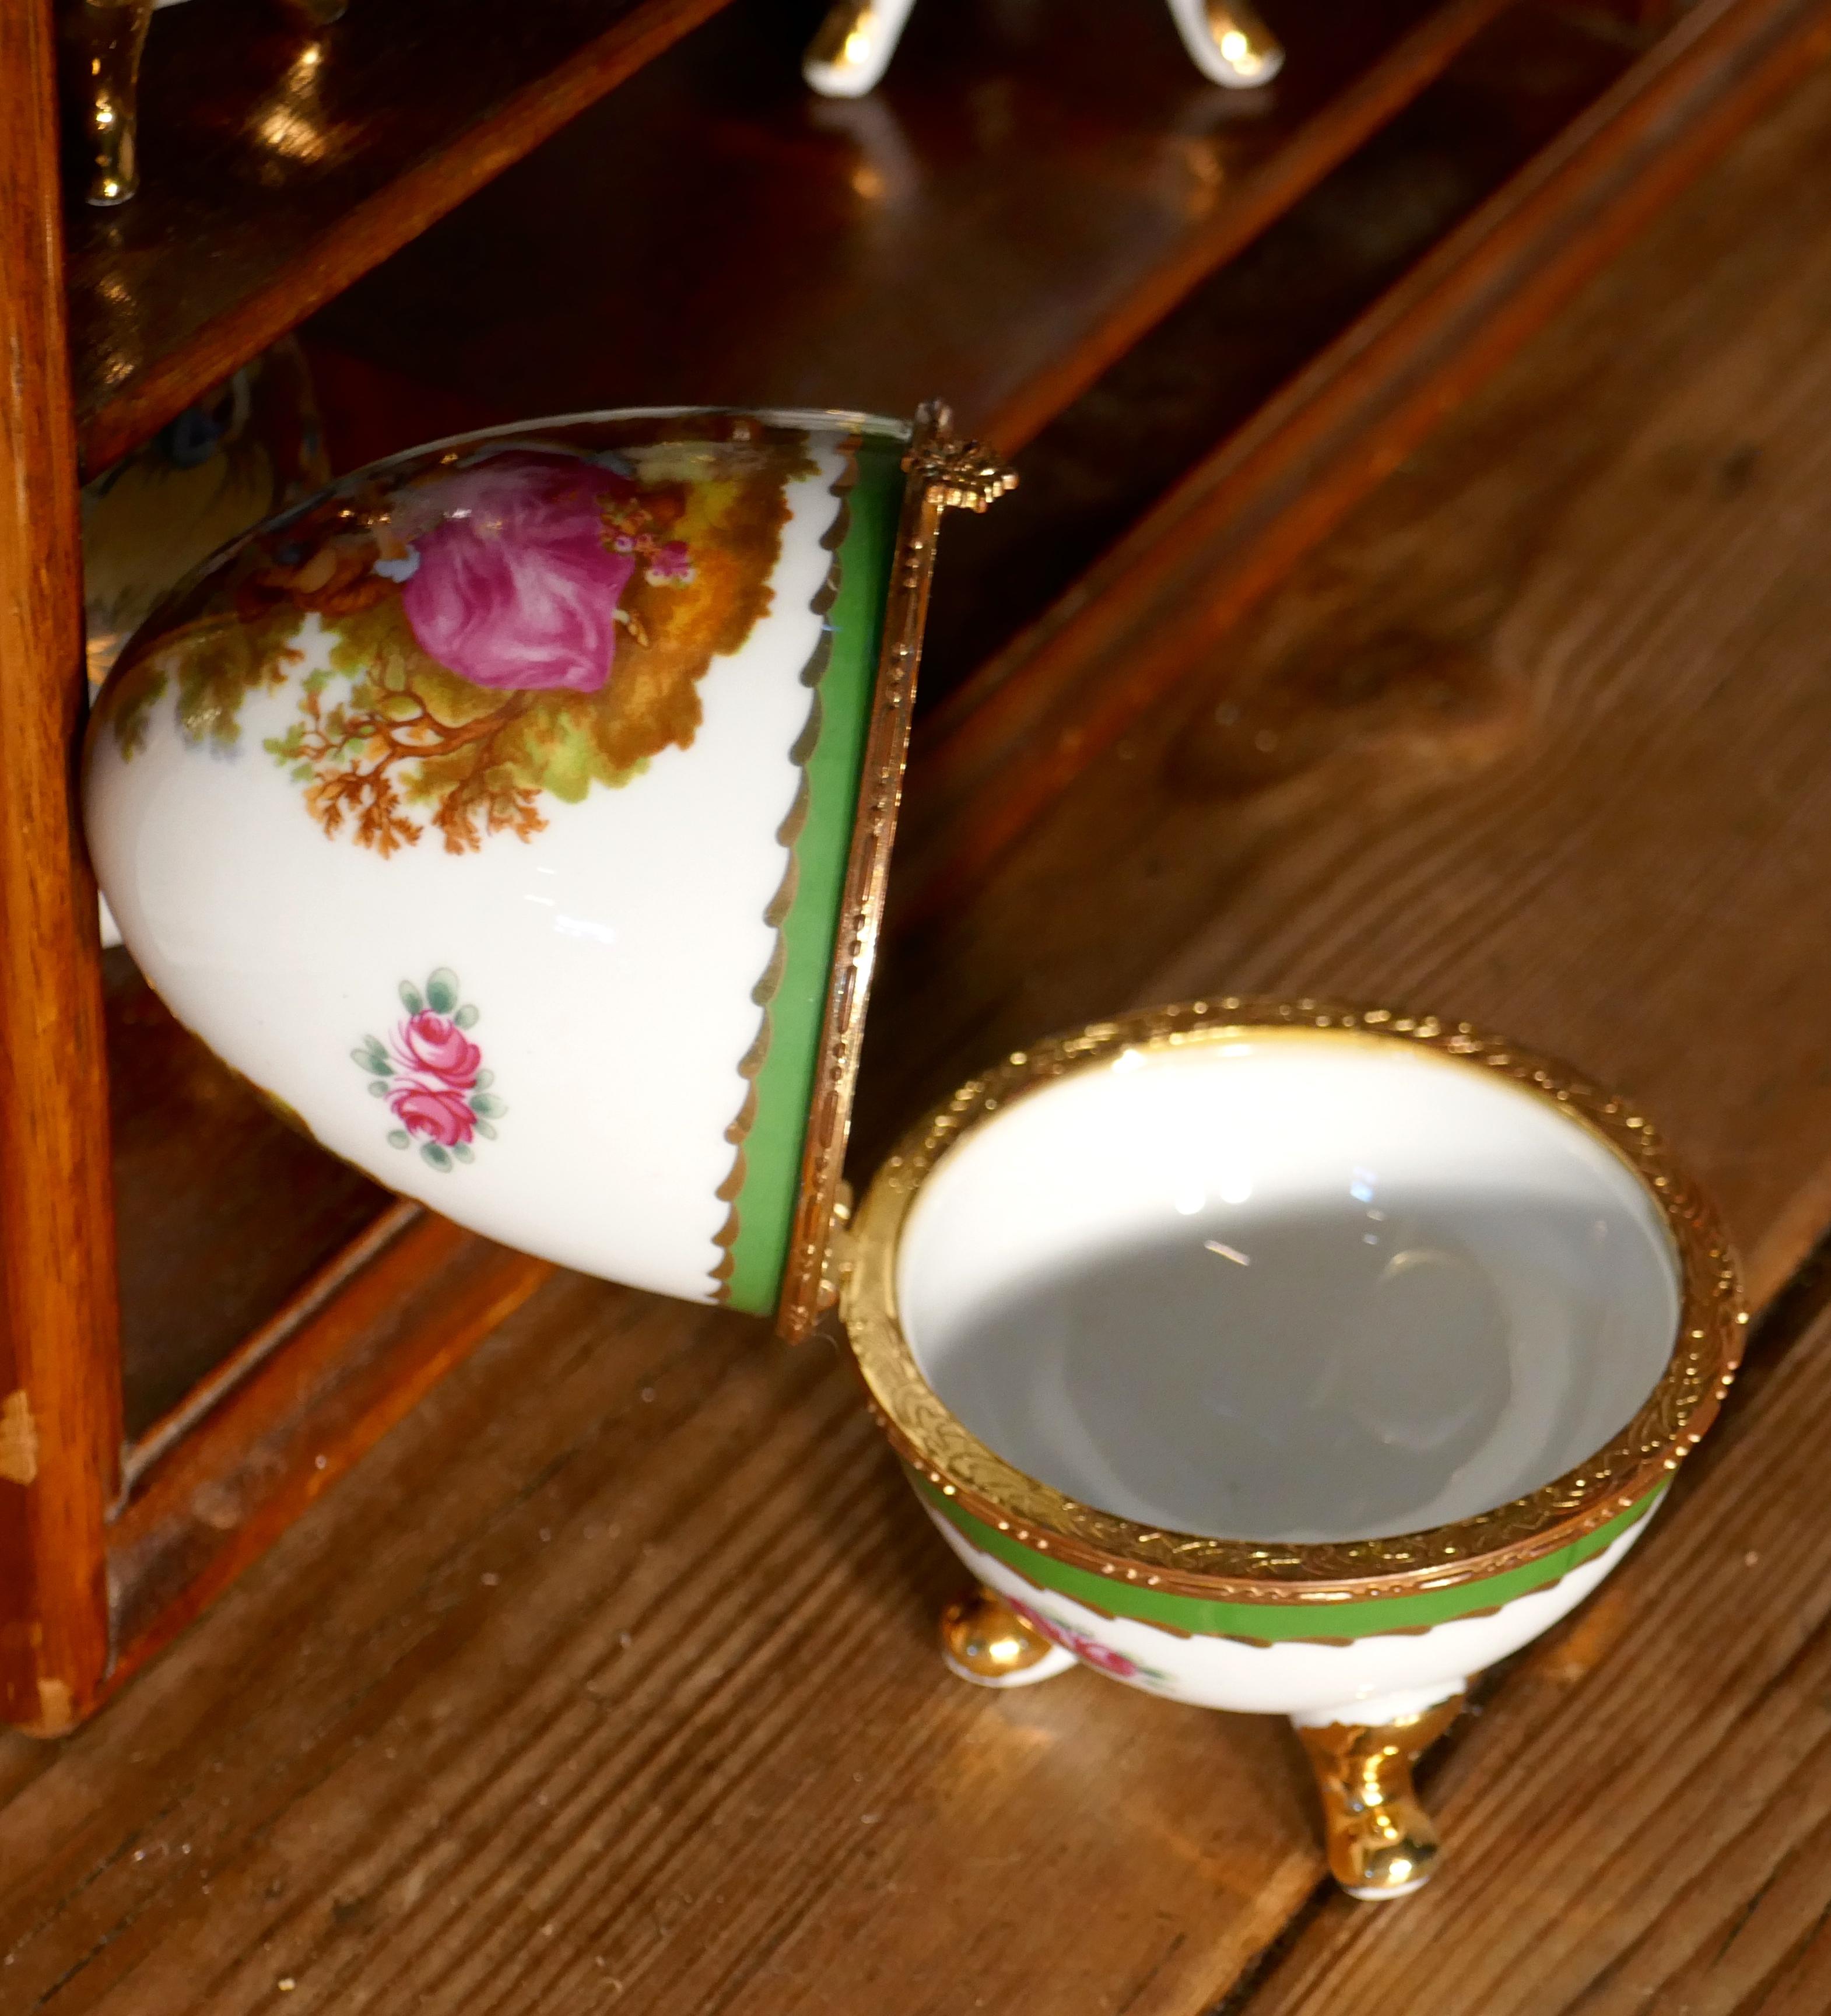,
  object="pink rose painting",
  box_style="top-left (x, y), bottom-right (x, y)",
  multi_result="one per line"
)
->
top-left (353, 967), bottom-right (506, 1172)
top-left (388, 1082), bottom-right (478, 1149)
top-left (397, 1009), bottom-right (482, 1088)
top-left (395, 452), bottom-right (647, 696)
top-left (1004, 1596), bottom-right (1166, 1685)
